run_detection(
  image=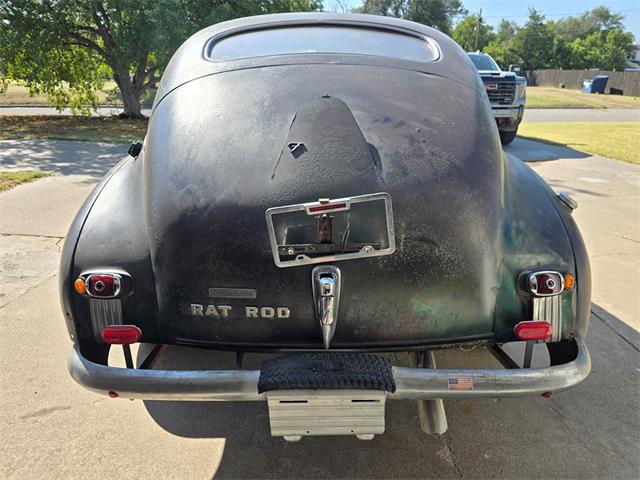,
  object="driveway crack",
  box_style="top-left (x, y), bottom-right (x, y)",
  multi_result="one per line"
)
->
top-left (438, 433), bottom-right (463, 478)
top-left (0, 267), bottom-right (58, 310)
top-left (1, 232), bottom-right (64, 240)
top-left (591, 308), bottom-right (640, 353)
top-left (591, 228), bottom-right (640, 245)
